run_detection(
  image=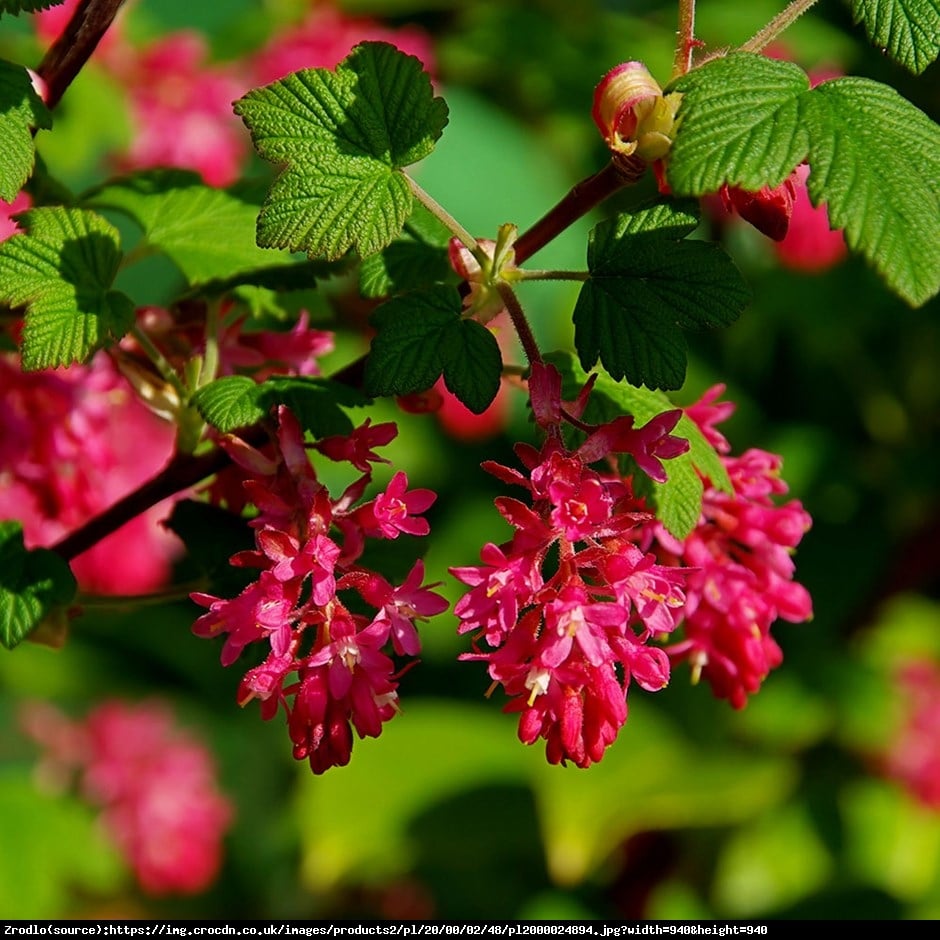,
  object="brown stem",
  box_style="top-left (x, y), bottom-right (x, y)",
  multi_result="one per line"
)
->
top-left (36, 0), bottom-right (128, 110)
top-left (497, 283), bottom-right (542, 366)
top-left (514, 159), bottom-right (640, 264)
top-left (51, 425), bottom-right (269, 563)
top-left (671, 0), bottom-right (697, 80)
